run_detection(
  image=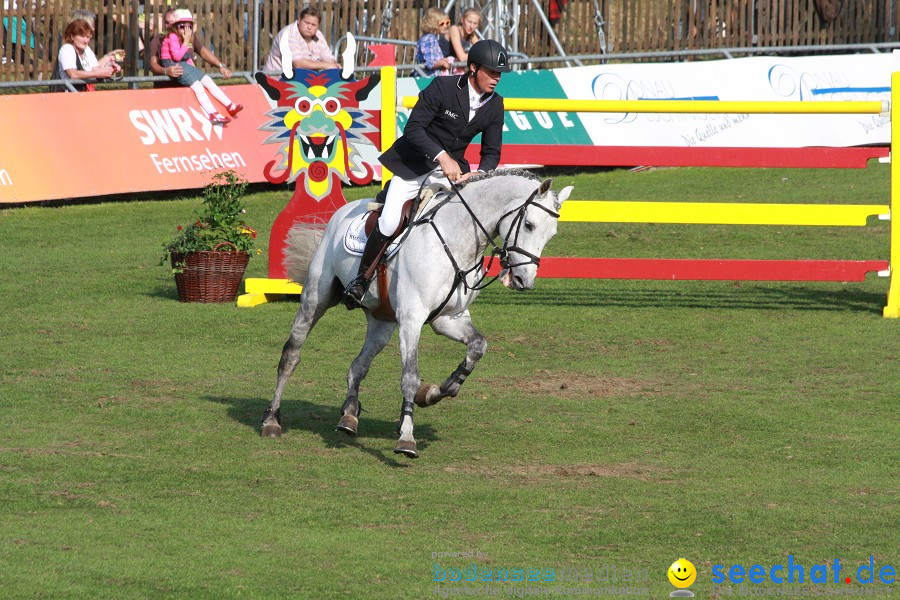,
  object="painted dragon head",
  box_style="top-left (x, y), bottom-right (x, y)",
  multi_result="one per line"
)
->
top-left (256, 68), bottom-right (380, 200)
